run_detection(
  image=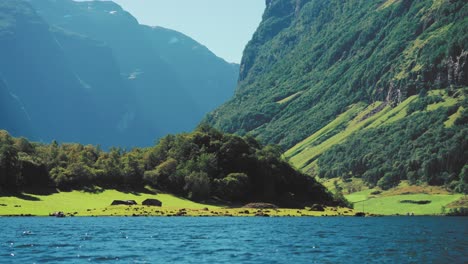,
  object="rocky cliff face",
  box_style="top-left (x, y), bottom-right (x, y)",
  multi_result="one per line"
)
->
top-left (208, 0), bottom-right (467, 148)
